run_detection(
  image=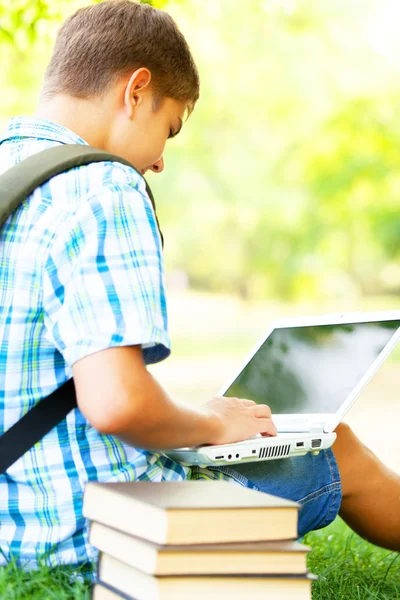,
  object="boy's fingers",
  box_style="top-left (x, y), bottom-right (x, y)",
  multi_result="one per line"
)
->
top-left (219, 397), bottom-right (255, 406)
top-left (252, 404), bottom-right (272, 418)
top-left (240, 398), bottom-right (256, 406)
top-left (257, 418), bottom-right (277, 436)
